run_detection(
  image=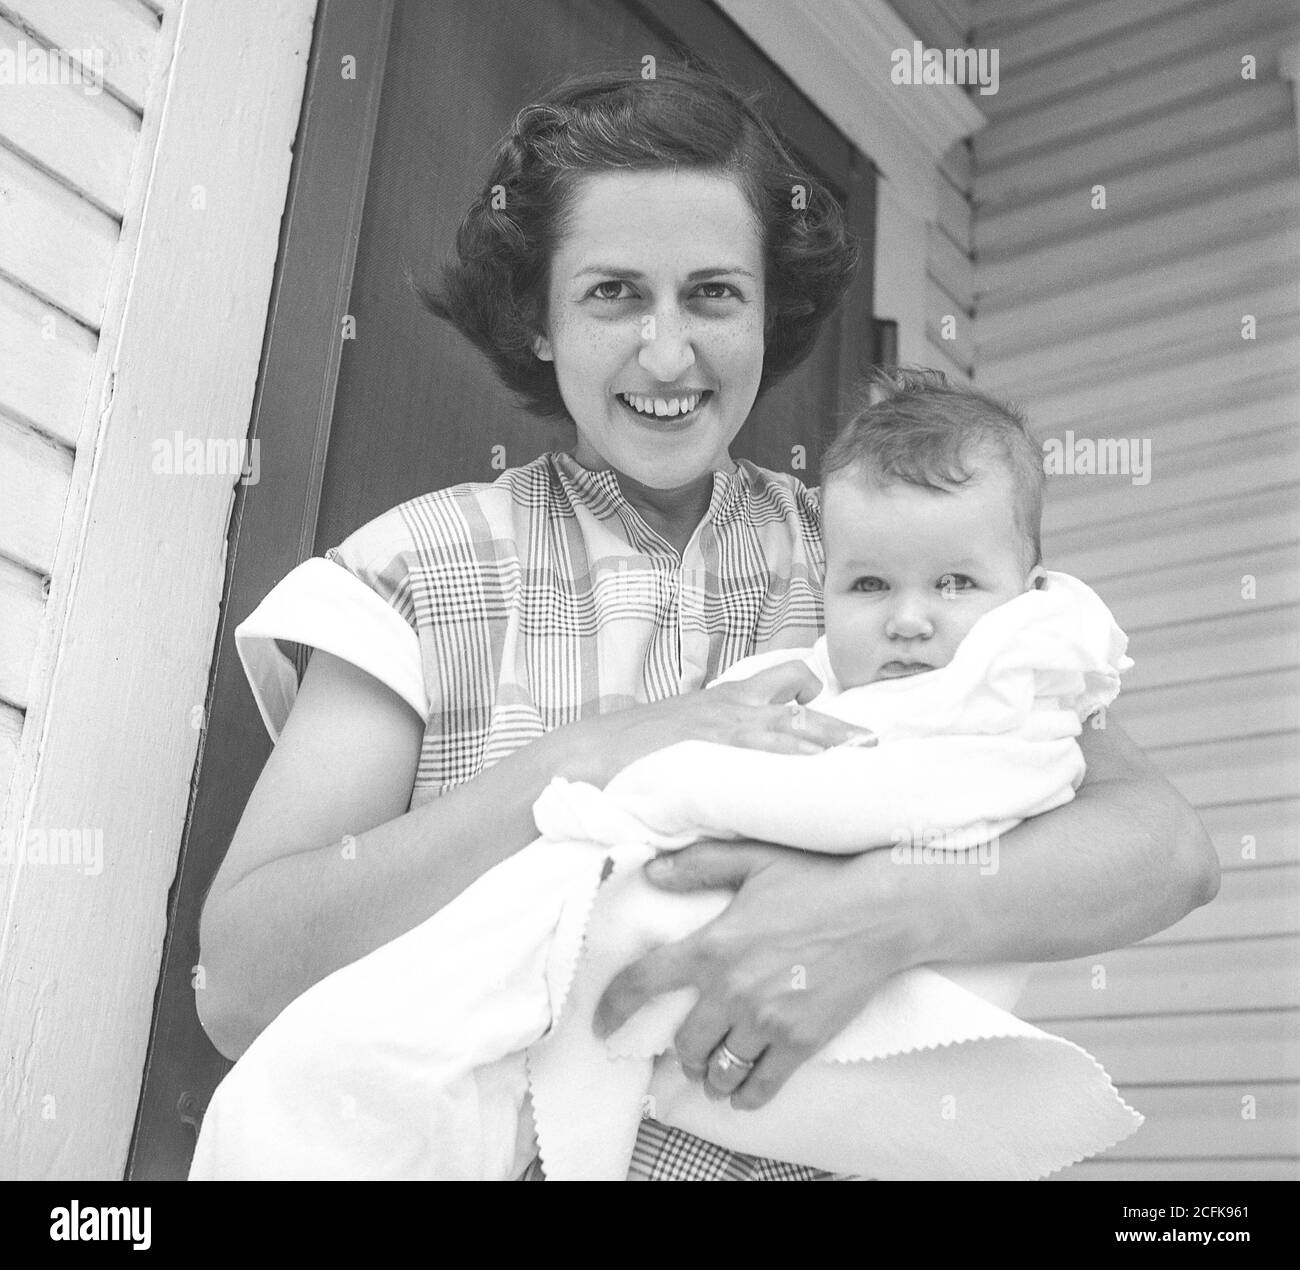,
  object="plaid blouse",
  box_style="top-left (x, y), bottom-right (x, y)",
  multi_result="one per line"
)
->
top-left (323, 449), bottom-right (833, 1179)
